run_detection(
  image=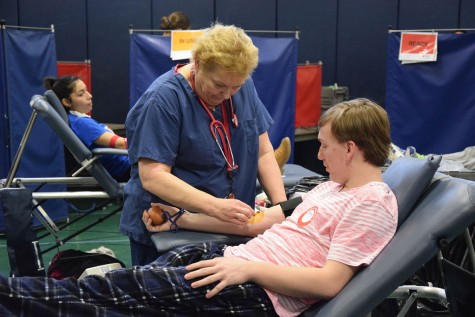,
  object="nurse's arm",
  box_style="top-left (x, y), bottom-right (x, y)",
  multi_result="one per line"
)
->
top-left (139, 158), bottom-right (255, 226)
top-left (257, 132), bottom-right (287, 204)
